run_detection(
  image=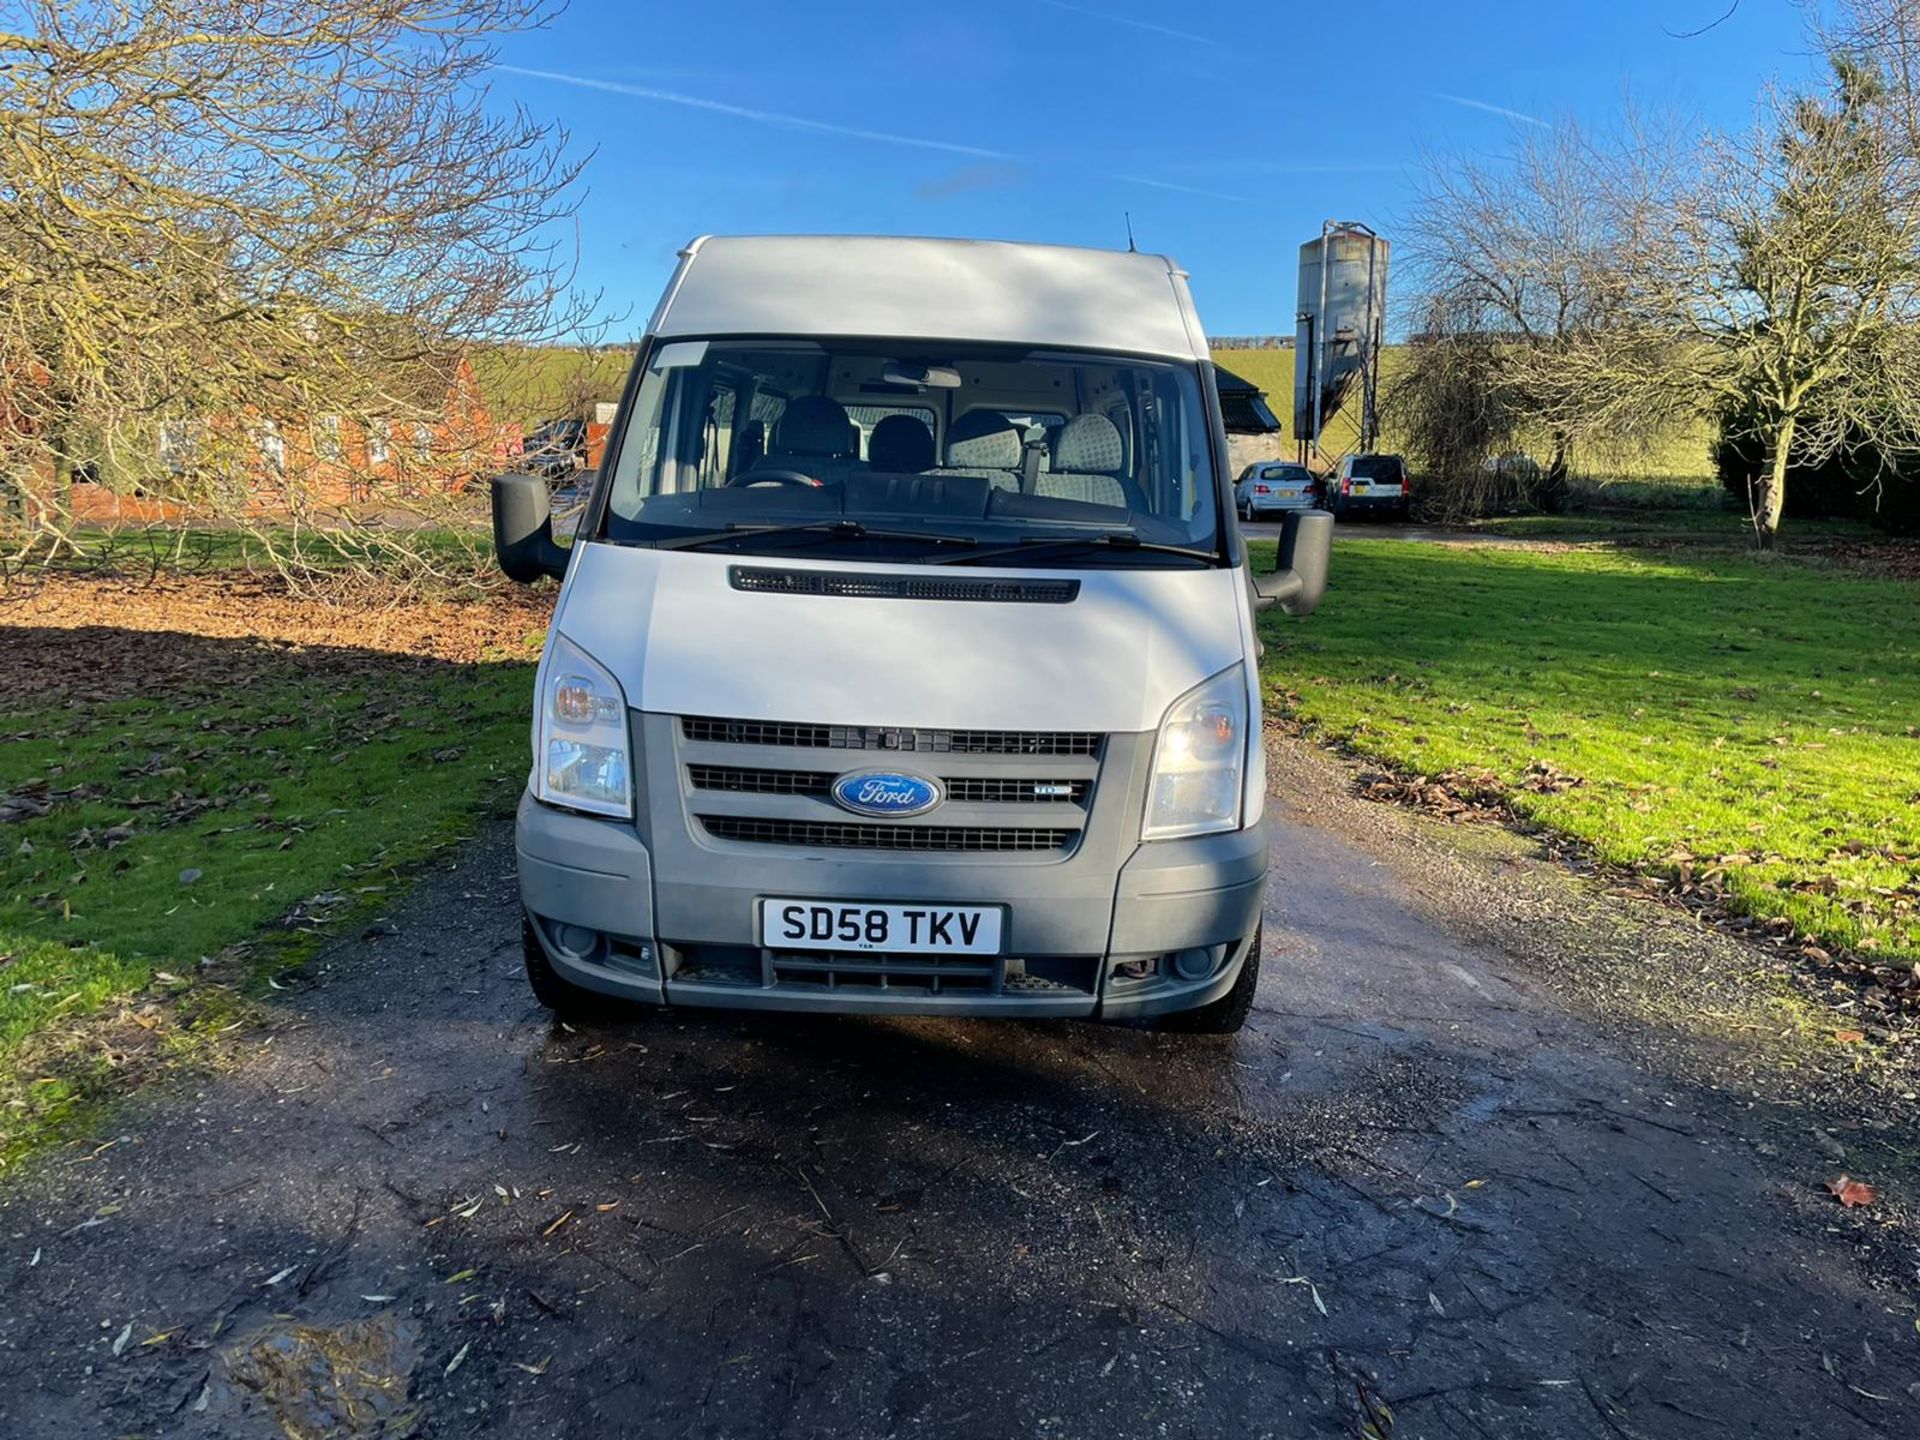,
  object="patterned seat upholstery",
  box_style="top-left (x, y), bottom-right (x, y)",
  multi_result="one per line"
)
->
top-left (930, 410), bottom-right (1020, 490)
top-left (1039, 414), bottom-right (1130, 508)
